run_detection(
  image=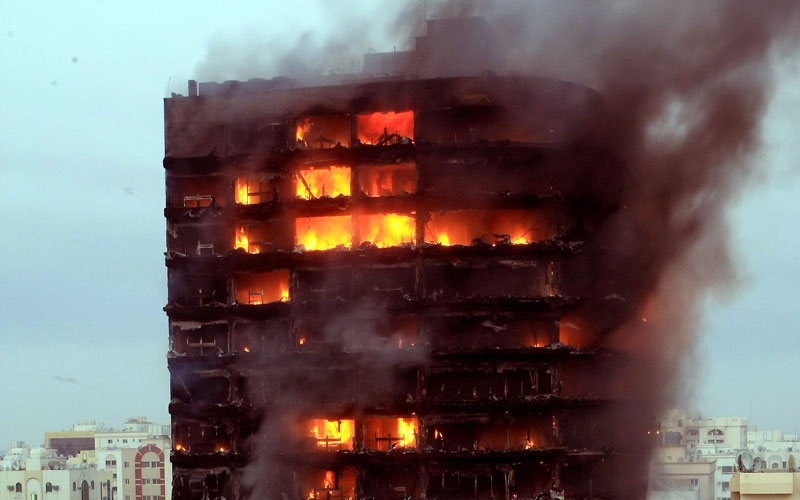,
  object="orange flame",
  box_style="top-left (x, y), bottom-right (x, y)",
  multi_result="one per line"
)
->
top-left (174, 444), bottom-right (184, 451)
top-left (281, 285), bottom-right (289, 302)
top-left (296, 166), bottom-right (351, 199)
top-left (296, 216), bottom-right (352, 251)
top-left (358, 214), bottom-right (416, 248)
top-left (234, 226), bottom-right (259, 254)
top-left (323, 471), bottom-right (335, 489)
top-left (309, 420), bottom-right (354, 450)
top-left (397, 418), bottom-right (417, 448)
top-left (296, 118), bottom-right (313, 142)
top-left (243, 346), bottom-right (250, 353)
top-left (216, 446), bottom-right (226, 453)
top-left (525, 439), bottom-right (533, 450)
top-left (425, 209), bottom-right (547, 246)
top-left (434, 429), bottom-right (443, 440)
top-left (299, 337), bottom-right (306, 345)
top-left (356, 111), bottom-right (414, 145)
top-left (358, 163), bottom-right (415, 197)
